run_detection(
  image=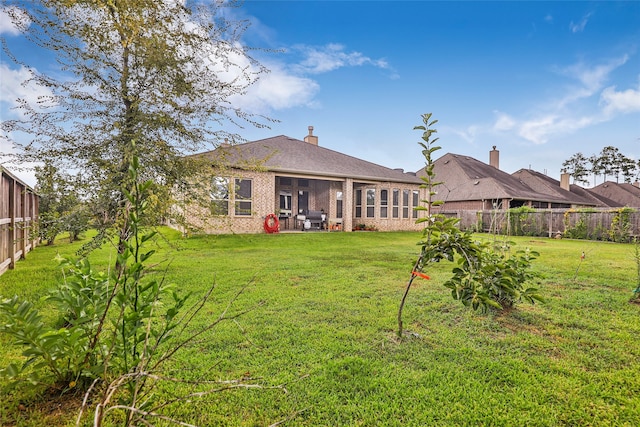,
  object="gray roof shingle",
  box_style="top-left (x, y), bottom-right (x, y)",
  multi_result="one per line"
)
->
top-left (424, 153), bottom-right (550, 202)
top-left (199, 135), bottom-right (423, 184)
top-left (512, 169), bottom-right (601, 207)
top-left (588, 181), bottom-right (640, 207)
